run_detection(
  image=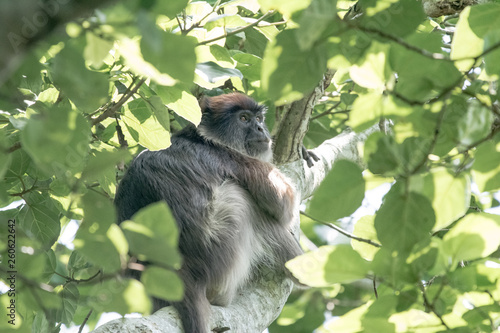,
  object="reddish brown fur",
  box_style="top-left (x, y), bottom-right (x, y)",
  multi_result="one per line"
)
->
top-left (201, 93), bottom-right (264, 114)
